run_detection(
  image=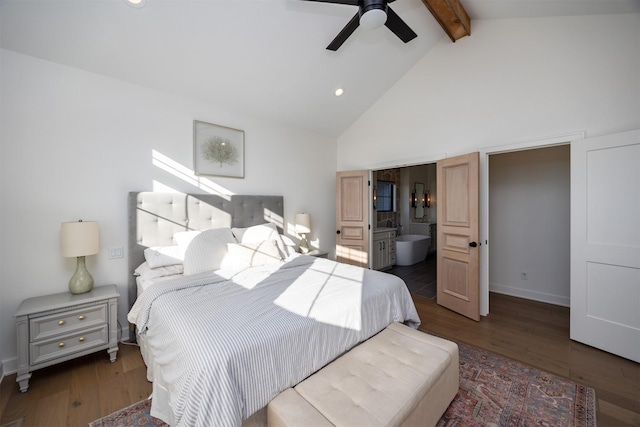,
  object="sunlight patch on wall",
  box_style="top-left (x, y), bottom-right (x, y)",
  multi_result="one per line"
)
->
top-left (264, 208), bottom-right (284, 230)
top-left (152, 181), bottom-right (180, 193)
top-left (152, 149), bottom-right (234, 198)
top-left (286, 221), bottom-right (319, 250)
